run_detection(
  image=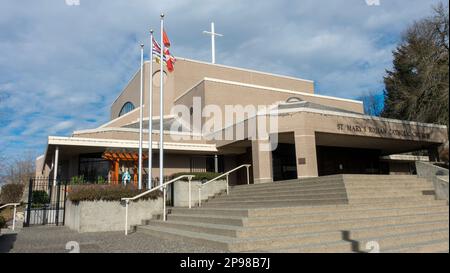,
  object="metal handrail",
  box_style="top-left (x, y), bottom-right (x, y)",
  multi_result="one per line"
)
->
top-left (198, 164), bottom-right (251, 207)
top-left (121, 175), bottom-right (194, 235)
top-left (0, 203), bottom-right (20, 231)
